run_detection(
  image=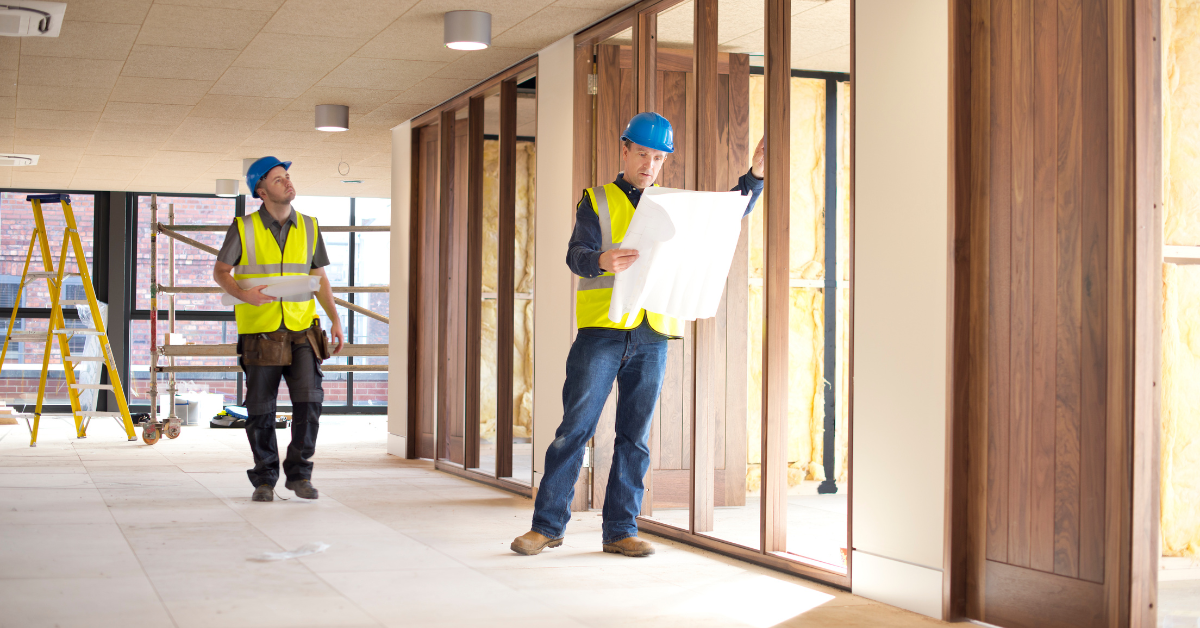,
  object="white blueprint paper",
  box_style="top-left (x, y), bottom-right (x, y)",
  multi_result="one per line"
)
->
top-left (609, 187), bottom-right (747, 323)
top-left (220, 275), bottom-right (321, 306)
